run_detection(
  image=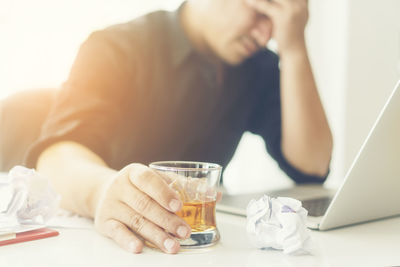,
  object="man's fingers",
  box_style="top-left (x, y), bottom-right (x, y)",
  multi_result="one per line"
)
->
top-left (257, 0), bottom-right (308, 17)
top-left (116, 203), bottom-right (181, 254)
top-left (276, 0), bottom-right (308, 8)
top-left (251, 28), bottom-right (268, 48)
top-left (269, 0), bottom-right (292, 9)
top-left (128, 164), bottom-right (182, 212)
top-left (246, 0), bottom-right (281, 19)
top-left (122, 184), bottom-right (191, 239)
top-left (103, 219), bottom-right (144, 254)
